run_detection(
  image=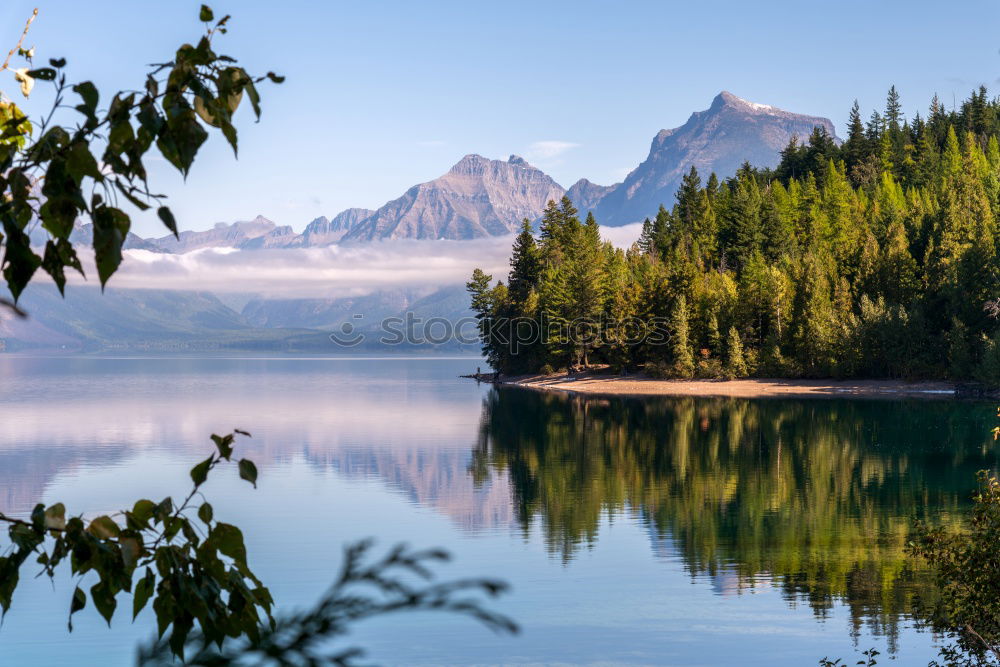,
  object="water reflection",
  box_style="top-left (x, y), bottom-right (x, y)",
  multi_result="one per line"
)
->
top-left (472, 387), bottom-right (997, 638)
top-left (0, 356), bottom-right (993, 661)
